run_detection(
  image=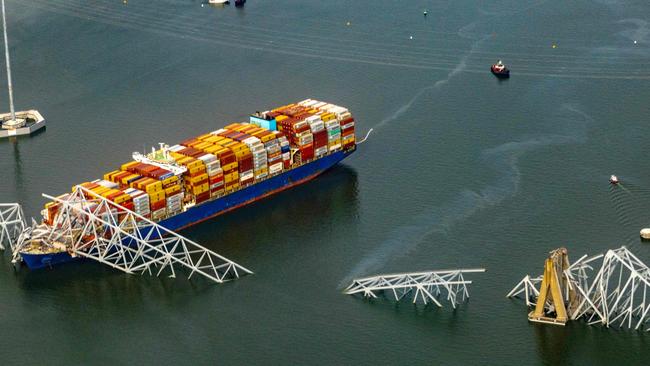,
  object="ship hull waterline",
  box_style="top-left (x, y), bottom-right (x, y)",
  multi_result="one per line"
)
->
top-left (20, 149), bottom-right (354, 270)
